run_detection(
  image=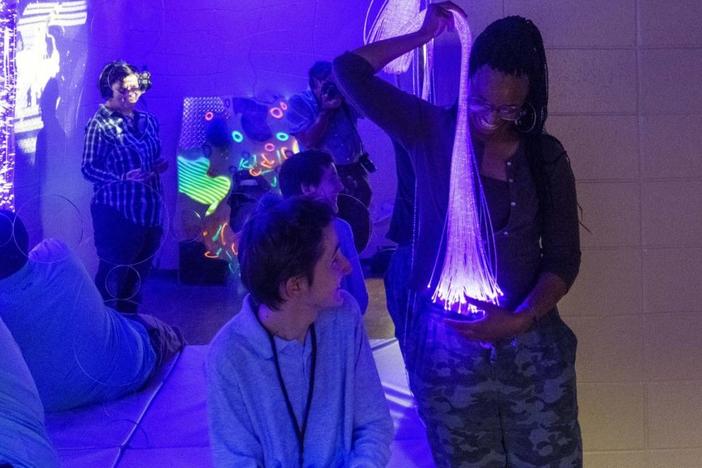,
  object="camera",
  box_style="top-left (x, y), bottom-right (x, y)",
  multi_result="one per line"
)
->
top-left (358, 152), bottom-right (377, 173)
top-left (320, 81), bottom-right (340, 100)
